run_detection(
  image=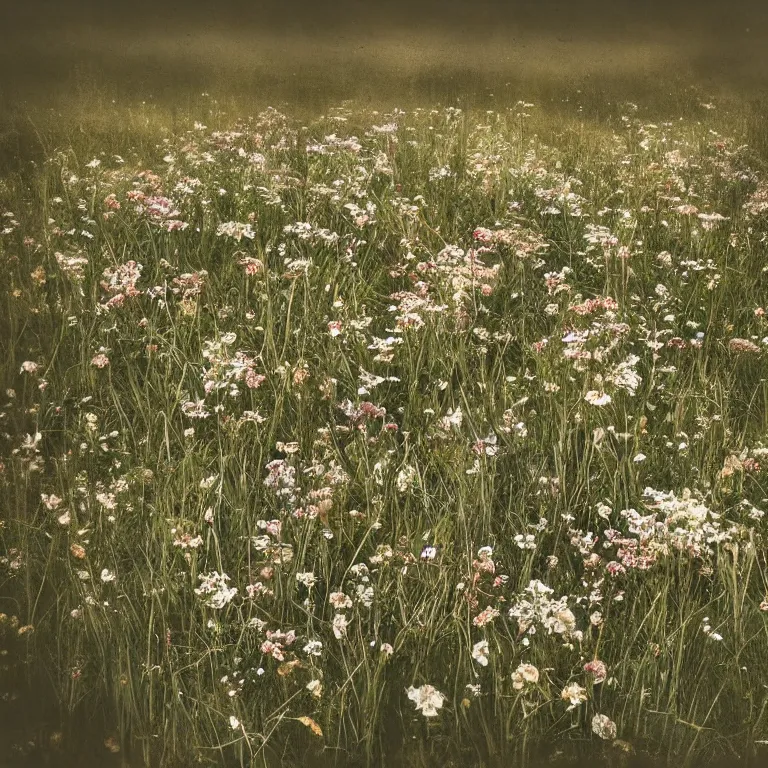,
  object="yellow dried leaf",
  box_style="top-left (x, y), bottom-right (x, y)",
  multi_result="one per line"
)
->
top-left (277, 659), bottom-right (301, 677)
top-left (297, 716), bottom-right (323, 737)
